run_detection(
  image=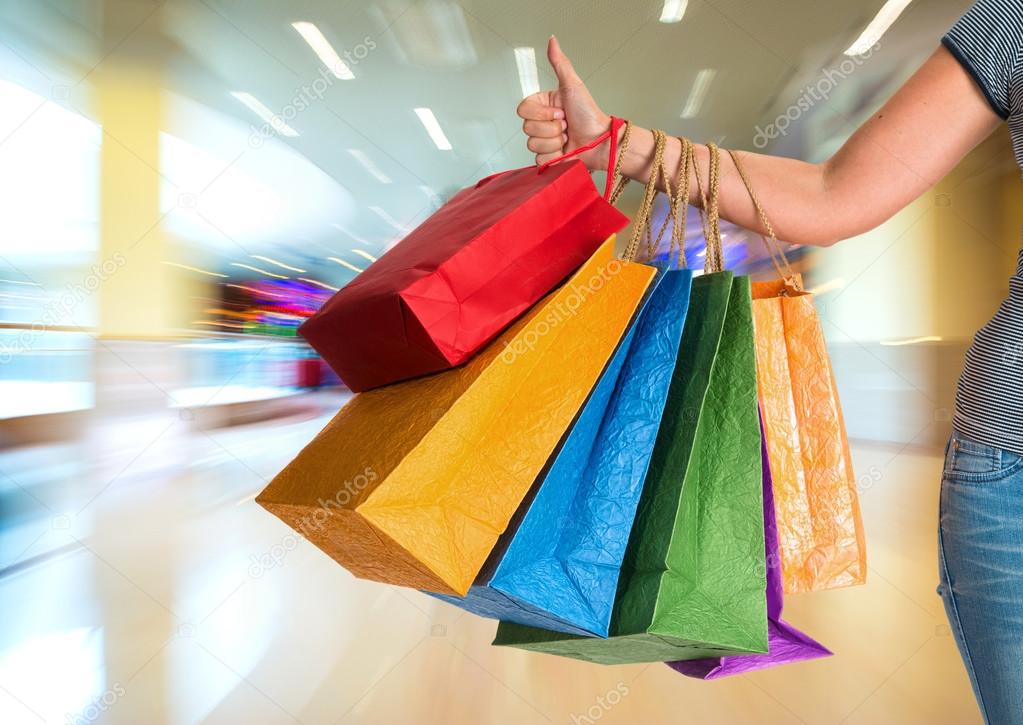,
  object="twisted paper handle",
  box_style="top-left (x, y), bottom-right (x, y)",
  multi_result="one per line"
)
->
top-left (726, 149), bottom-right (801, 290)
top-left (693, 142), bottom-right (724, 274)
